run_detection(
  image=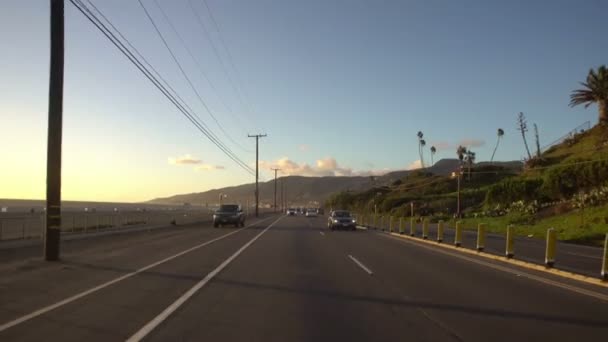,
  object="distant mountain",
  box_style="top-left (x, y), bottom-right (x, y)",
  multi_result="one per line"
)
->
top-left (147, 159), bottom-right (522, 206)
